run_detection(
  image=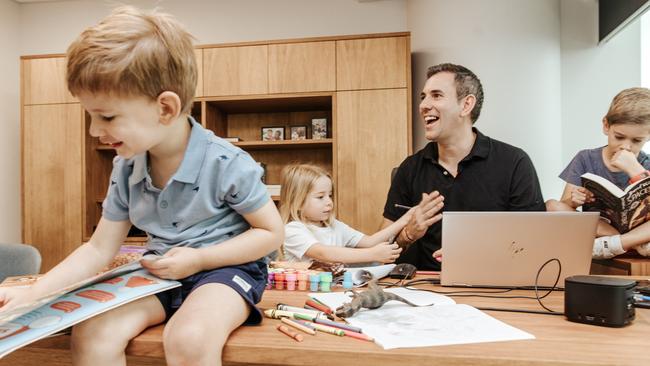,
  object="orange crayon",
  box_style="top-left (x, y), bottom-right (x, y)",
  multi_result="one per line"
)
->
top-left (277, 324), bottom-right (304, 342)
